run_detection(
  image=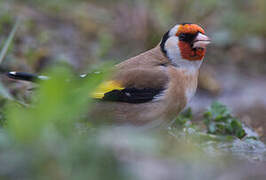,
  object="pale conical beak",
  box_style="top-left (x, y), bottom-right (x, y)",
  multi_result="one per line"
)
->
top-left (193, 33), bottom-right (211, 48)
